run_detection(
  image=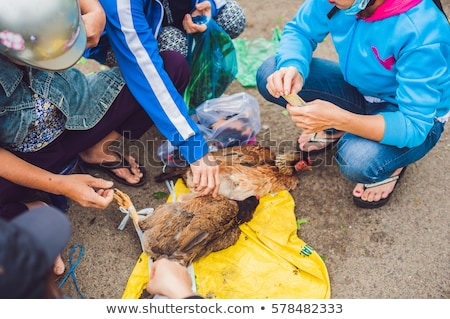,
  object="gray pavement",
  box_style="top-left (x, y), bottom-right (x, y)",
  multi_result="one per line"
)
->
top-left (59, 1), bottom-right (450, 299)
